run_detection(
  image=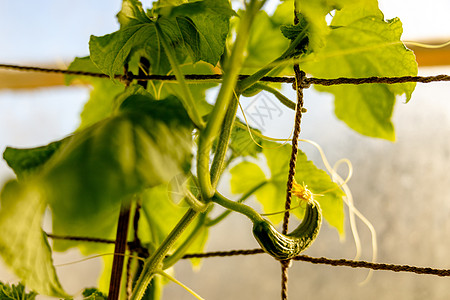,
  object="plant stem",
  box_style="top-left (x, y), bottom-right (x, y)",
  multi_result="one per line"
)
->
top-left (130, 209), bottom-right (199, 300)
top-left (237, 26), bottom-right (309, 93)
top-left (251, 83), bottom-right (296, 110)
top-left (207, 181), bottom-right (267, 226)
top-left (162, 213), bottom-right (207, 269)
top-left (197, 0), bottom-right (263, 201)
top-left (155, 23), bottom-right (205, 130)
top-left (212, 192), bottom-right (264, 224)
top-left (209, 93), bottom-right (239, 188)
